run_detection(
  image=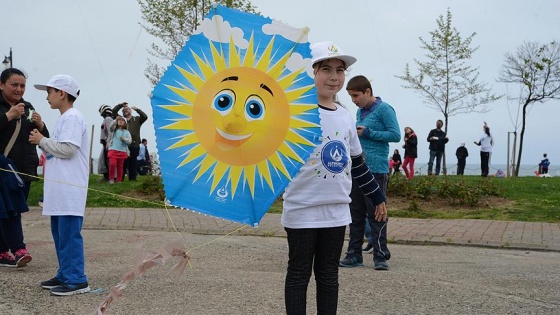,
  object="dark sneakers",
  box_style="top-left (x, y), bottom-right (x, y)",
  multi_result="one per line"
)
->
top-left (41, 278), bottom-right (64, 289)
top-left (374, 258), bottom-right (389, 270)
top-left (362, 244), bottom-right (374, 254)
top-left (51, 282), bottom-right (91, 296)
top-left (0, 252), bottom-right (16, 268)
top-left (339, 251), bottom-right (364, 268)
